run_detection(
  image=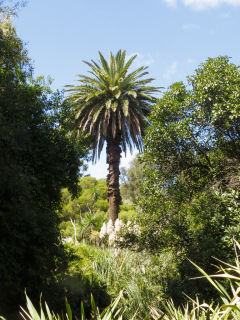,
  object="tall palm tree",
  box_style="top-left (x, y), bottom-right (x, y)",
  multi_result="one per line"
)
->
top-left (65, 50), bottom-right (159, 223)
